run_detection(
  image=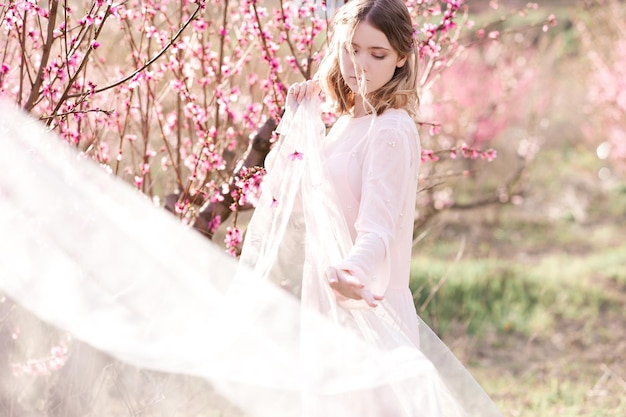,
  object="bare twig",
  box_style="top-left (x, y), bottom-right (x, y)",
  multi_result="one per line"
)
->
top-left (278, 0), bottom-right (309, 79)
top-left (47, 3), bottom-right (114, 125)
top-left (417, 236), bottom-right (466, 314)
top-left (24, 0), bottom-right (59, 111)
top-left (66, 2), bottom-right (204, 99)
top-left (39, 107), bottom-right (114, 120)
top-left (251, 2), bottom-right (284, 105)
